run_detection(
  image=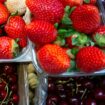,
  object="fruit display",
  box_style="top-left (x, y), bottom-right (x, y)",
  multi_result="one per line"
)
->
top-left (27, 63), bottom-right (39, 105)
top-left (0, 1), bottom-right (28, 60)
top-left (25, 0), bottom-right (105, 74)
top-left (45, 76), bottom-right (105, 105)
